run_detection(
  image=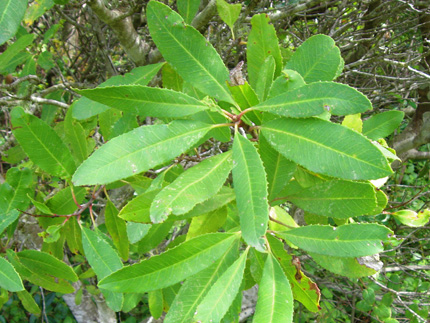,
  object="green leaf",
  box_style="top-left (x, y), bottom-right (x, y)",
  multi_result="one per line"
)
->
top-left (194, 248), bottom-right (248, 322)
top-left (0, 34), bottom-right (35, 73)
top-left (72, 63), bottom-right (164, 120)
top-left (252, 82), bottom-right (372, 117)
top-left (81, 227), bottom-right (124, 311)
top-left (216, 0), bottom-right (242, 38)
top-left (342, 113), bottom-right (363, 133)
top-left (164, 240), bottom-right (239, 323)
top-left (268, 70), bottom-right (305, 99)
top-left (16, 250), bottom-right (78, 282)
top-left (72, 120), bottom-right (212, 185)
top-left (310, 253), bottom-right (378, 278)
top-left (0, 257), bottom-right (24, 292)
top-left (149, 289), bottom-right (164, 319)
top-left (0, 210), bottom-right (19, 235)
top-left (362, 111), bottom-right (405, 140)
top-left (45, 186), bottom-right (86, 215)
top-left (137, 221), bottom-right (173, 254)
top-left (7, 250), bottom-right (74, 293)
top-left (64, 107), bottom-right (93, 164)
top-left (255, 55), bottom-right (276, 102)
top-left (63, 216), bottom-right (83, 254)
top-left (232, 133), bottom-right (269, 251)
top-left (11, 107), bottom-right (76, 178)
top-left (24, 0), bottom-right (54, 25)
top-left (391, 209), bottom-right (430, 227)
top-left (227, 81), bottom-right (262, 125)
top-left (118, 189), bottom-right (161, 223)
top-left (177, 0), bottom-right (201, 24)
top-left (259, 136), bottom-right (296, 202)
top-left (268, 206), bottom-right (298, 232)
top-left (285, 34), bottom-right (342, 83)
top-left (253, 254), bottom-right (294, 323)
top-left (266, 234), bottom-right (320, 312)
top-left (177, 186), bottom-right (236, 220)
top-left (98, 232), bottom-right (239, 293)
top-left (76, 85), bottom-right (208, 118)
top-left (0, 0), bottom-right (28, 45)
top-left (187, 206), bottom-right (227, 240)
top-left (261, 118), bottom-right (393, 180)
top-left (17, 290), bottom-right (41, 315)
top-left (247, 14), bottom-right (282, 90)
top-left (1, 167), bottom-right (32, 214)
top-left (162, 63), bottom-right (184, 91)
top-left (147, 1), bottom-right (233, 104)
top-left (105, 200), bottom-right (129, 260)
top-left (150, 151), bottom-right (233, 222)
top-left (277, 223), bottom-right (392, 257)
top-left (126, 222), bottom-right (150, 244)
top-left (285, 180), bottom-right (377, 218)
